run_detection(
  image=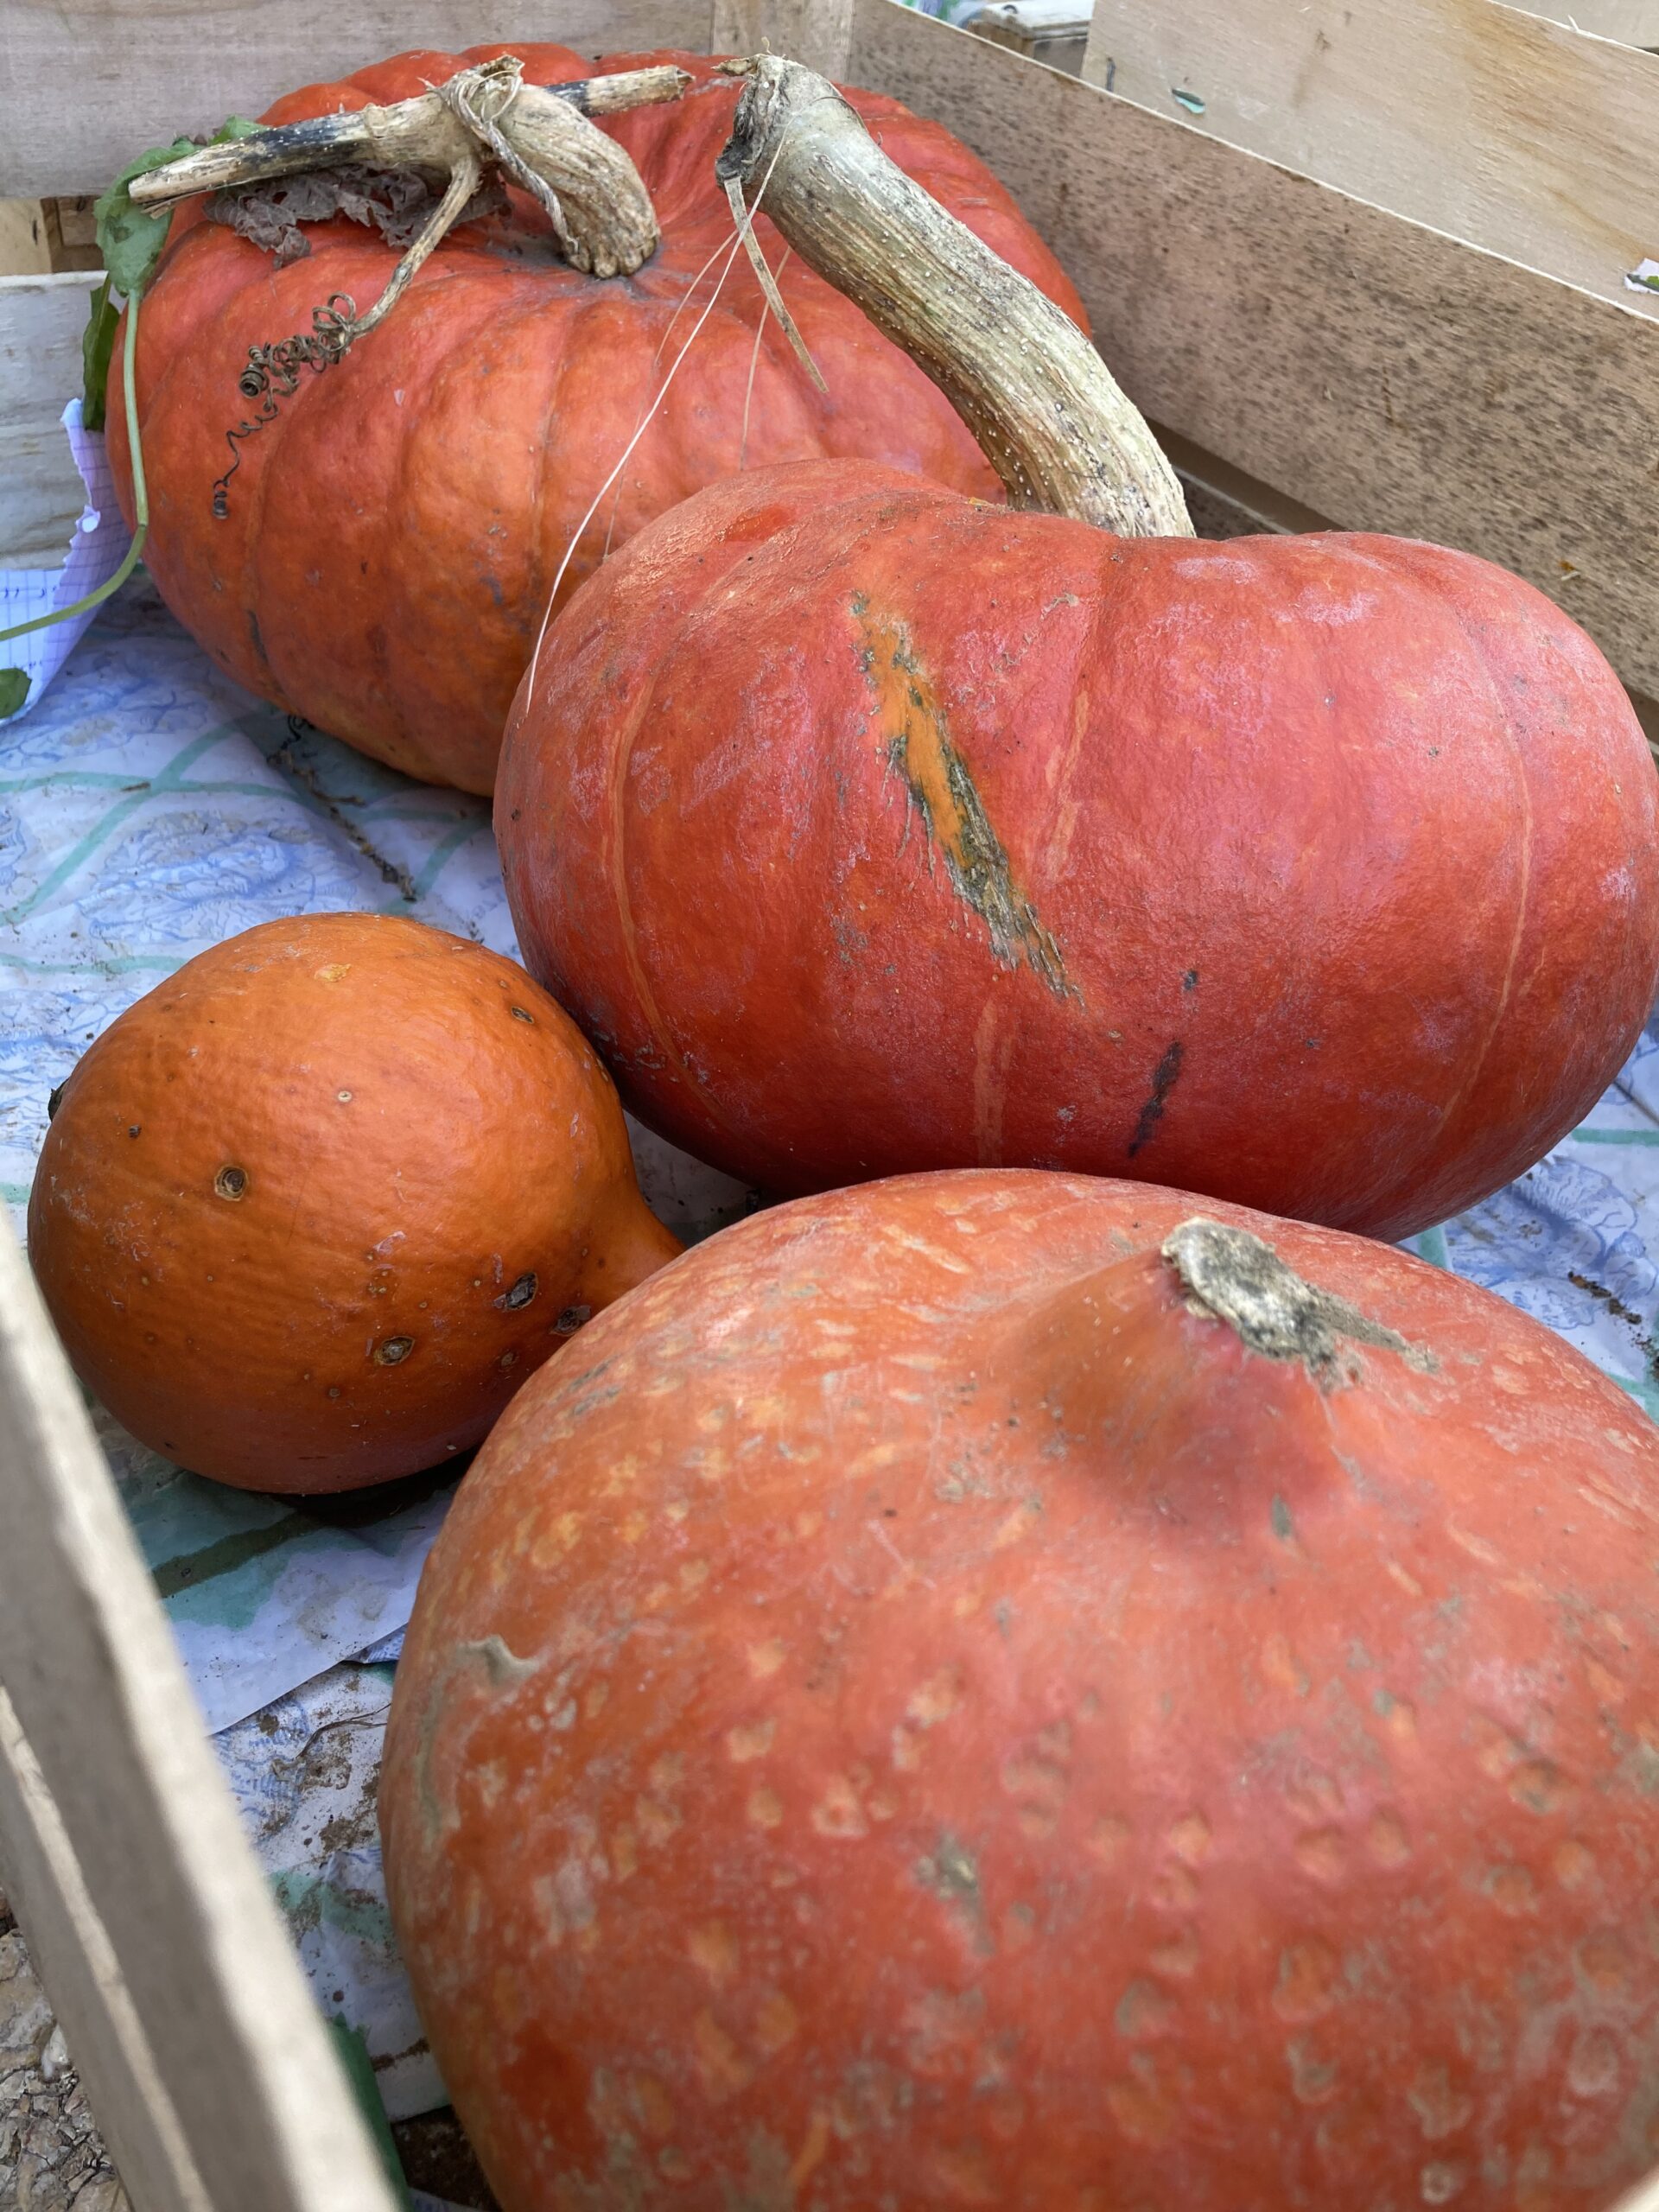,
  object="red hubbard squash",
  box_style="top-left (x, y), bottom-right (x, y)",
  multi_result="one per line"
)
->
top-left (105, 44), bottom-right (1084, 793)
top-left (496, 58), bottom-right (1659, 1242)
top-left (382, 1166), bottom-right (1659, 2211)
top-left (28, 913), bottom-right (678, 1492)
